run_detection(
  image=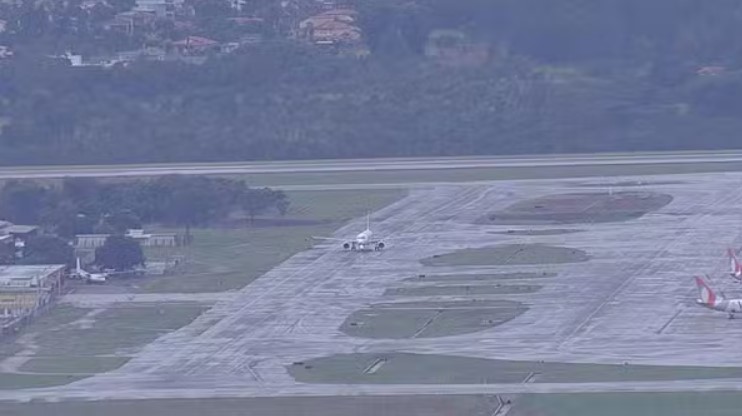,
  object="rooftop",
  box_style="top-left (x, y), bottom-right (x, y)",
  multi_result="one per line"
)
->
top-left (0, 265), bottom-right (65, 287)
top-left (173, 36), bottom-right (219, 47)
top-left (4, 225), bottom-right (38, 234)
